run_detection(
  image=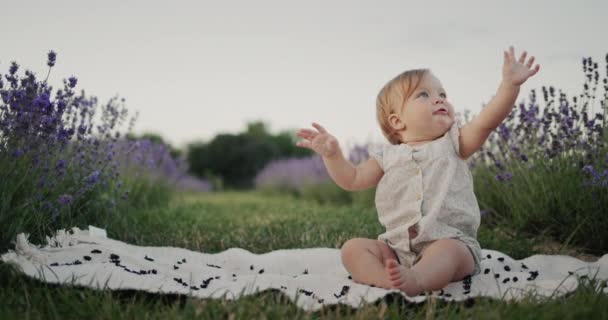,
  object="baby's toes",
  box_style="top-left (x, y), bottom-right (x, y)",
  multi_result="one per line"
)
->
top-left (387, 267), bottom-right (401, 278)
top-left (385, 259), bottom-right (400, 272)
top-left (390, 279), bottom-right (402, 288)
top-left (389, 276), bottom-right (402, 288)
top-left (388, 270), bottom-right (400, 280)
top-left (385, 261), bottom-right (402, 284)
